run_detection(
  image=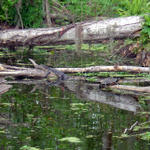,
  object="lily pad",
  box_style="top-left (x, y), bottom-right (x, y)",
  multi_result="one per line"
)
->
top-left (59, 137), bottom-right (82, 143)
